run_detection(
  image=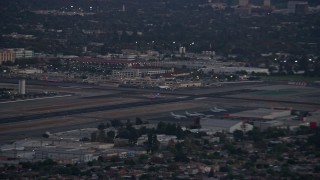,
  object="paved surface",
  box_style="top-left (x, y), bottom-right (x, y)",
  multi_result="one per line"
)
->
top-left (0, 79), bottom-right (319, 142)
